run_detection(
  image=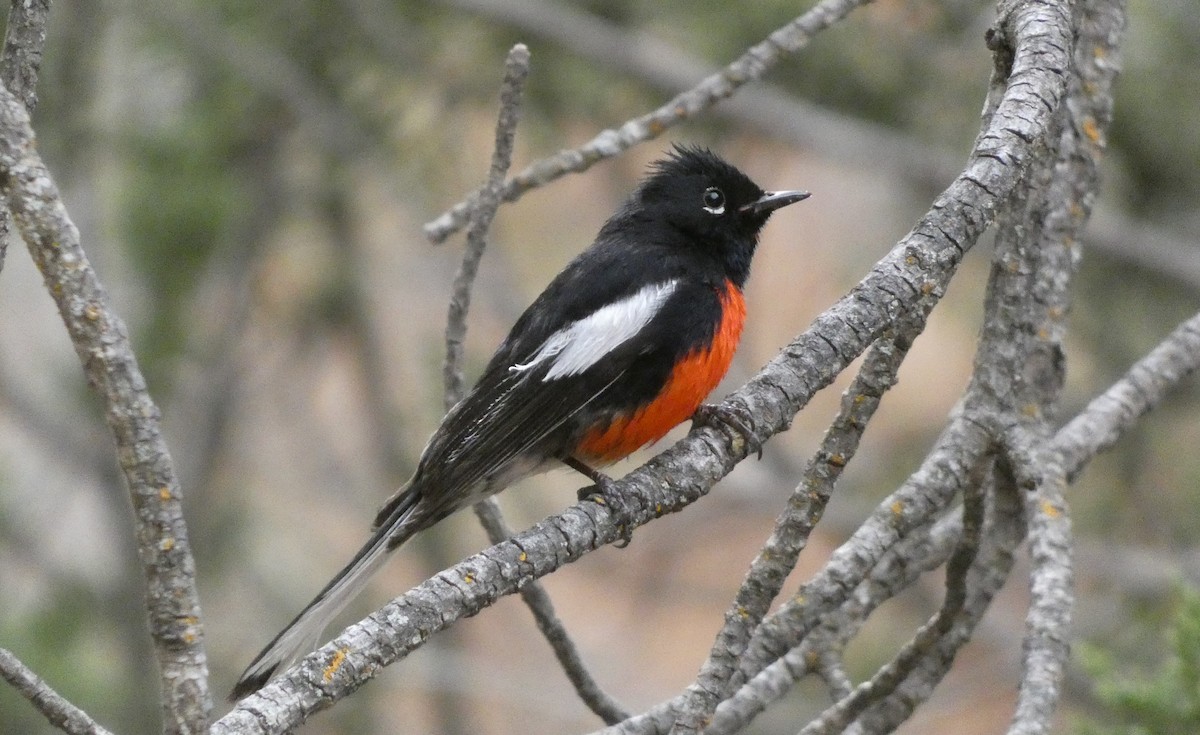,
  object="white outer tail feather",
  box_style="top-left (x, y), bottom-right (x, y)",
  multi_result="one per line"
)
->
top-left (235, 535), bottom-right (391, 692)
top-left (232, 488), bottom-right (421, 698)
